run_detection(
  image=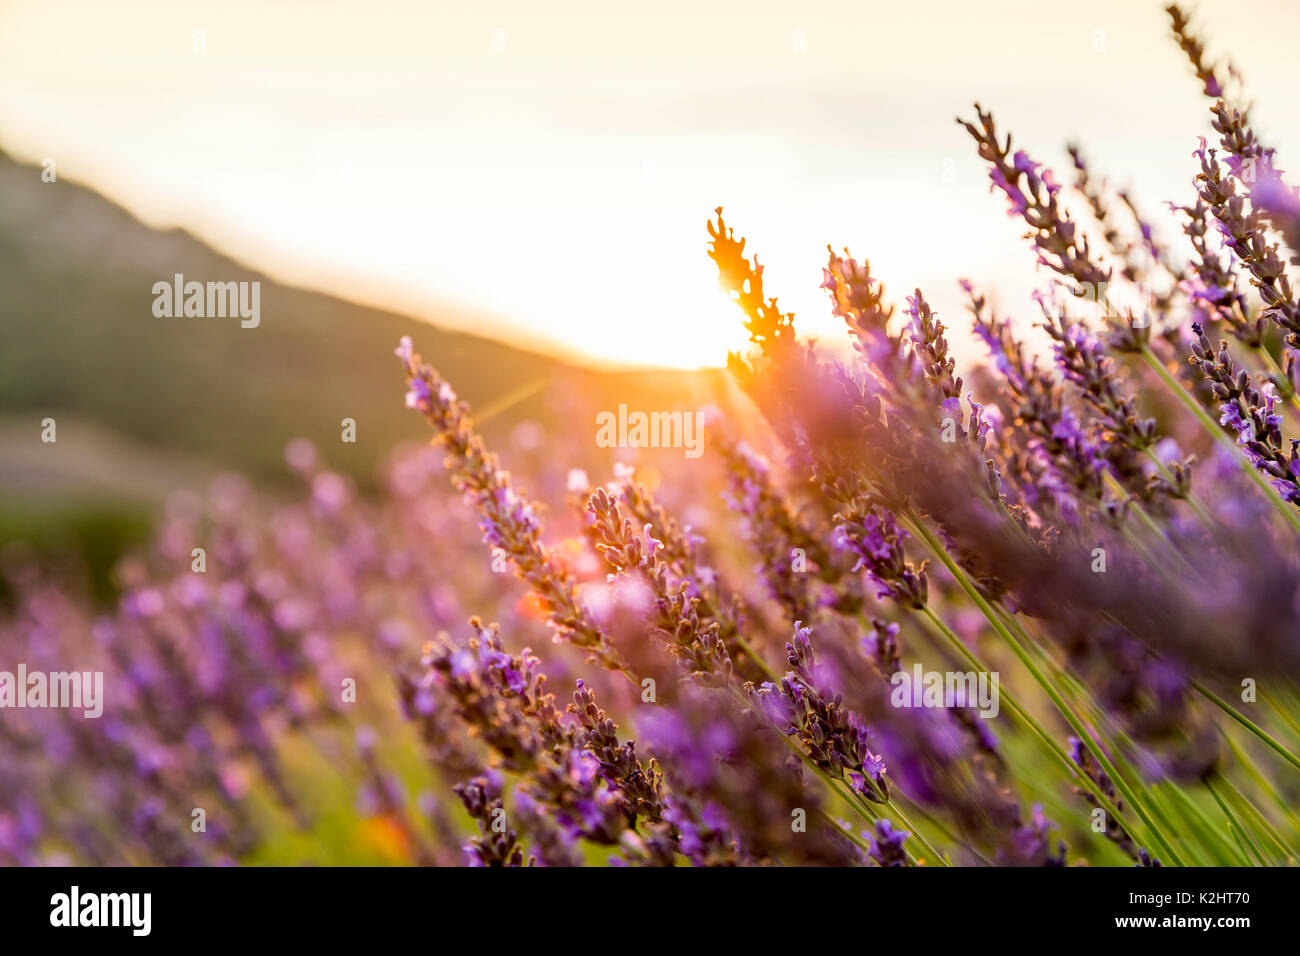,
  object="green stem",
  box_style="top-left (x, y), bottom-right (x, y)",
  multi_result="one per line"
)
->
top-left (1145, 784), bottom-right (1217, 866)
top-left (1205, 774), bottom-right (1267, 866)
top-left (908, 515), bottom-right (1187, 866)
top-left (1261, 688), bottom-right (1300, 742)
top-left (1217, 772), bottom-right (1295, 864)
top-left (1160, 783), bottom-right (1244, 866)
top-left (1191, 679), bottom-right (1300, 775)
top-left (1219, 724), bottom-right (1300, 838)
